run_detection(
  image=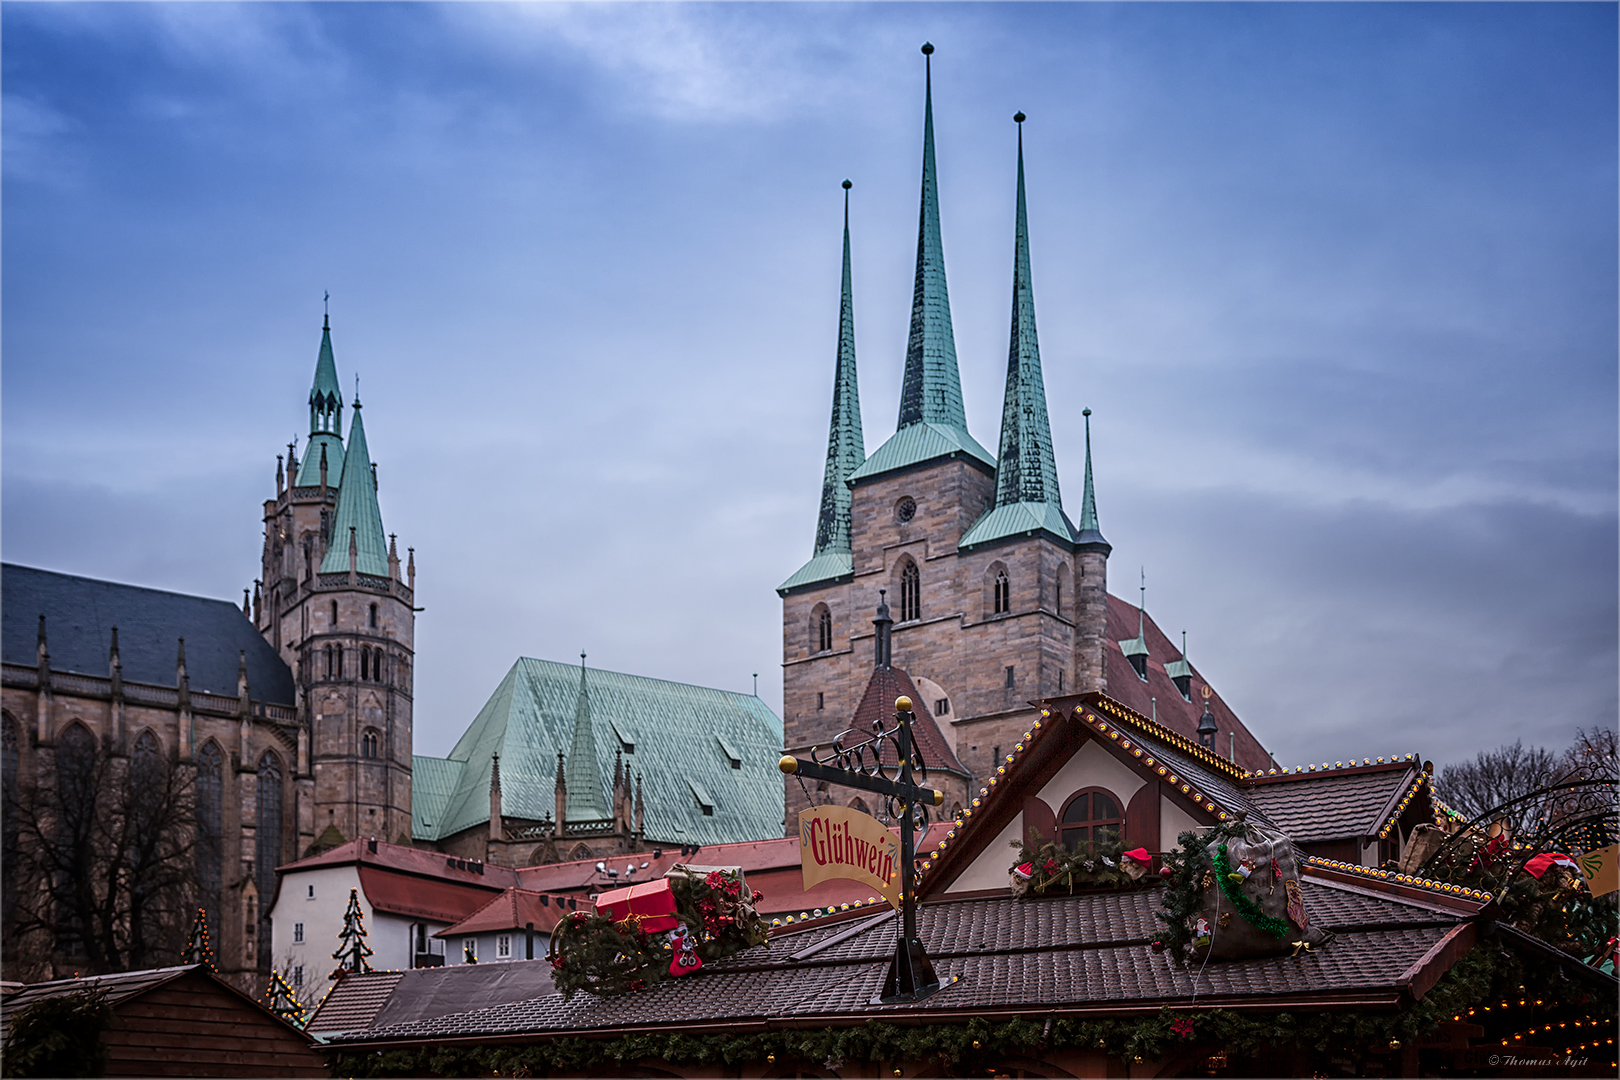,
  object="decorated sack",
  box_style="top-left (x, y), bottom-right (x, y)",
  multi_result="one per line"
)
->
top-left (1007, 831), bottom-right (1152, 898)
top-left (548, 865), bottom-right (767, 999)
top-left (1156, 818), bottom-right (1333, 961)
